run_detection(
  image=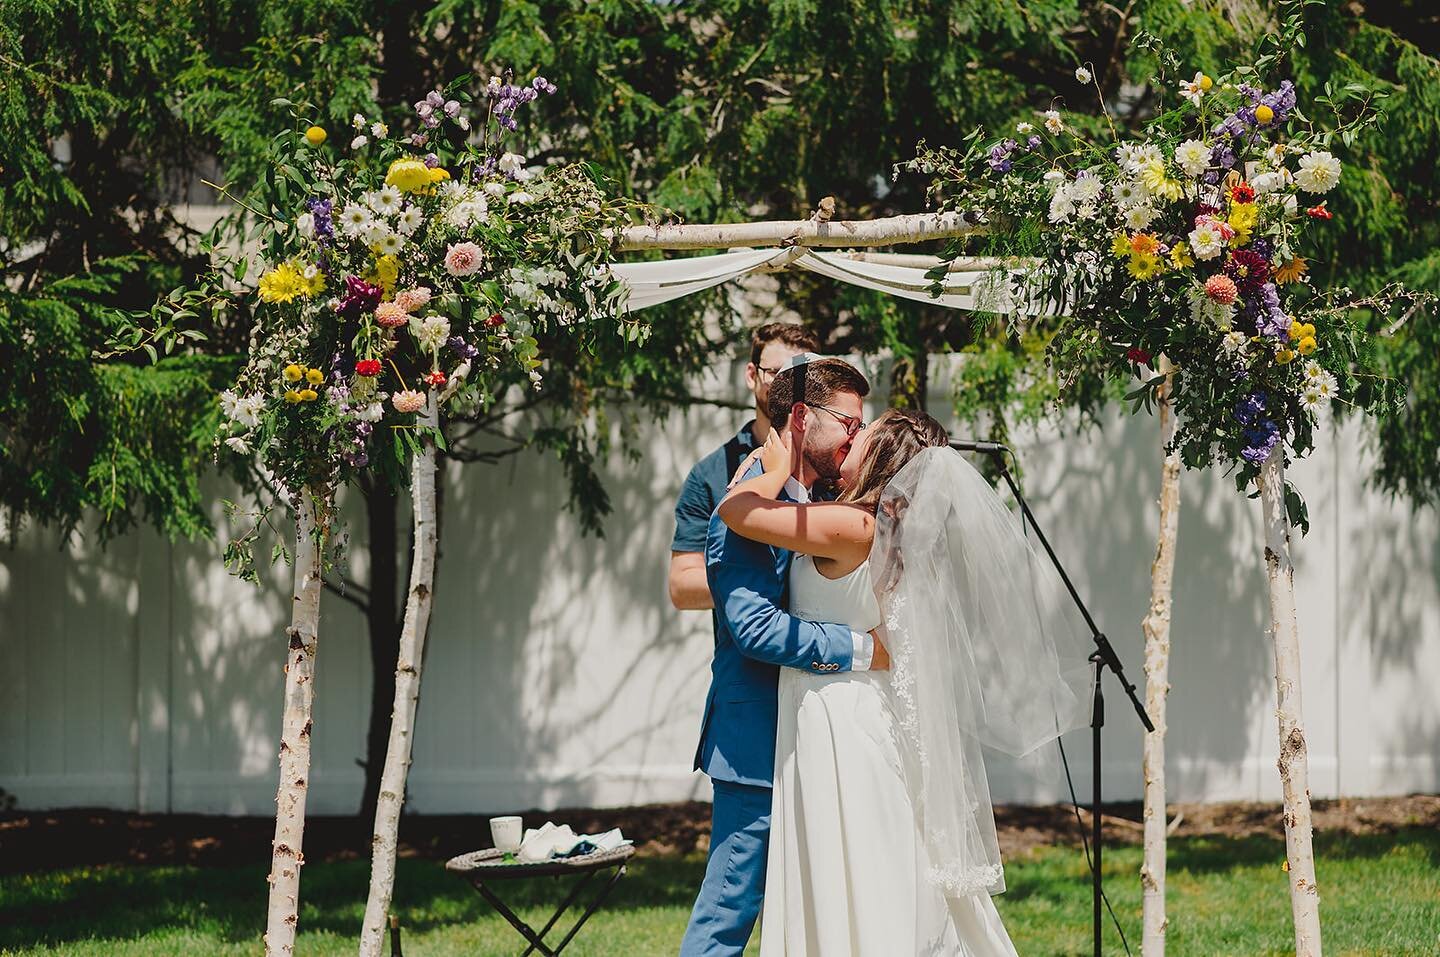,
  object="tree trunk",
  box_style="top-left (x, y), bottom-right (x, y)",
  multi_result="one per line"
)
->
top-left (360, 476), bottom-right (402, 828)
top-left (264, 486), bottom-right (330, 956)
top-left (358, 396), bottom-right (441, 956)
top-left (1140, 361), bottom-right (1181, 957)
top-left (1256, 450), bottom-right (1324, 956)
